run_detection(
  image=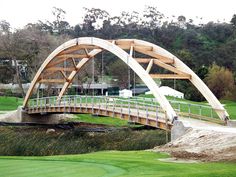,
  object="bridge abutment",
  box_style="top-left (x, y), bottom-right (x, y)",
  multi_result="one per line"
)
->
top-left (171, 120), bottom-right (191, 141)
top-left (227, 120), bottom-right (236, 127)
top-left (4, 106), bottom-right (67, 124)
